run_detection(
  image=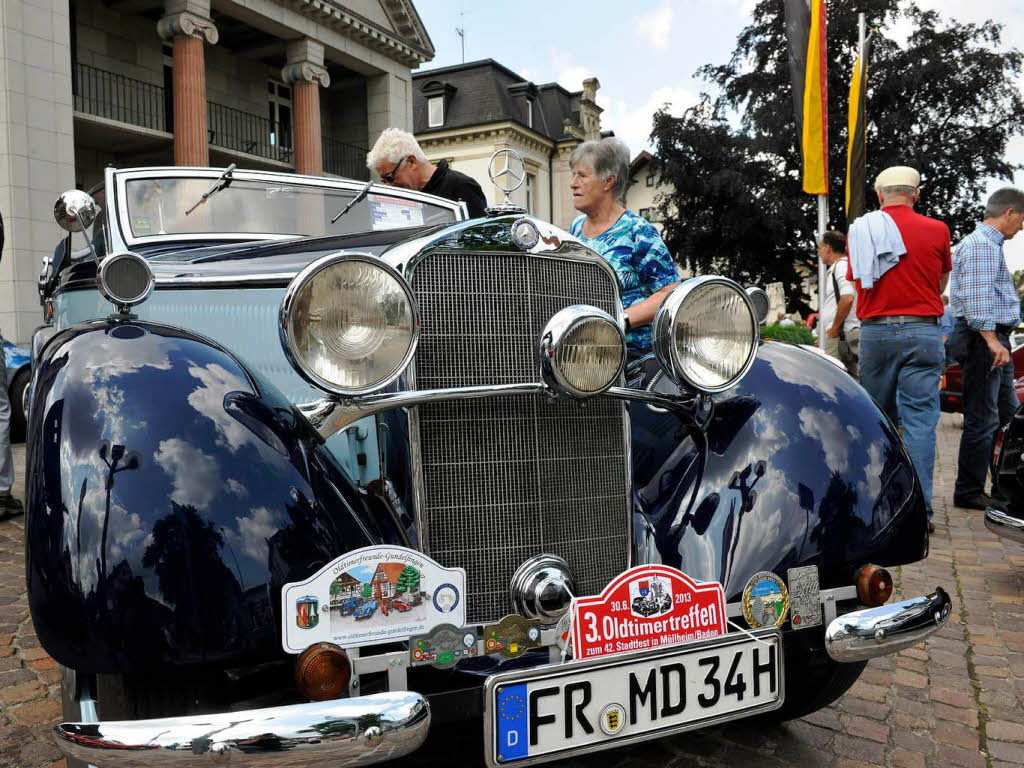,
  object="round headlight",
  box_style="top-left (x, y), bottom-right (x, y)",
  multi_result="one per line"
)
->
top-left (280, 254), bottom-right (419, 395)
top-left (653, 277), bottom-right (757, 394)
top-left (540, 306), bottom-right (625, 397)
top-left (746, 286), bottom-right (771, 325)
top-left (97, 251), bottom-right (154, 311)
